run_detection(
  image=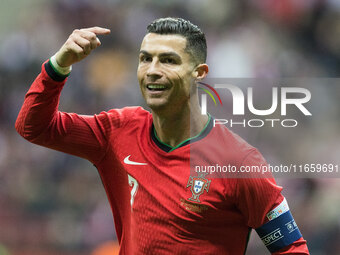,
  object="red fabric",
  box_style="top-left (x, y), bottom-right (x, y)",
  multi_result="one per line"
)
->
top-left (15, 61), bottom-right (309, 254)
